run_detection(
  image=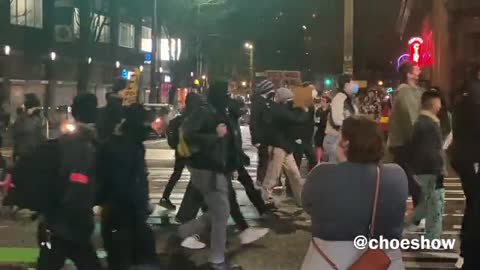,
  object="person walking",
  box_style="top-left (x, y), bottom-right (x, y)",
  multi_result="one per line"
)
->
top-left (177, 81), bottom-right (244, 270)
top-left (159, 93), bottom-right (202, 210)
top-left (97, 104), bottom-right (160, 270)
top-left (262, 87), bottom-right (309, 206)
top-left (313, 95), bottom-right (331, 163)
top-left (36, 94), bottom-right (102, 270)
top-left (301, 116), bottom-right (408, 270)
top-left (451, 66), bottom-right (480, 270)
top-left (323, 74), bottom-right (359, 163)
top-left (388, 62), bottom-right (424, 208)
top-left (405, 90), bottom-right (445, 240)
top-left (250, 80), bottom-right (276, 185)
top-left (12, 93), bottom-right (46, 162)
